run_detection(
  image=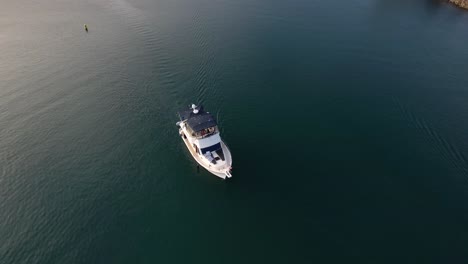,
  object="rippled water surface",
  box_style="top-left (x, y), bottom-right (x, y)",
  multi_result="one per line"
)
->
top-left (1, 0), bottom-right (468, 263)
